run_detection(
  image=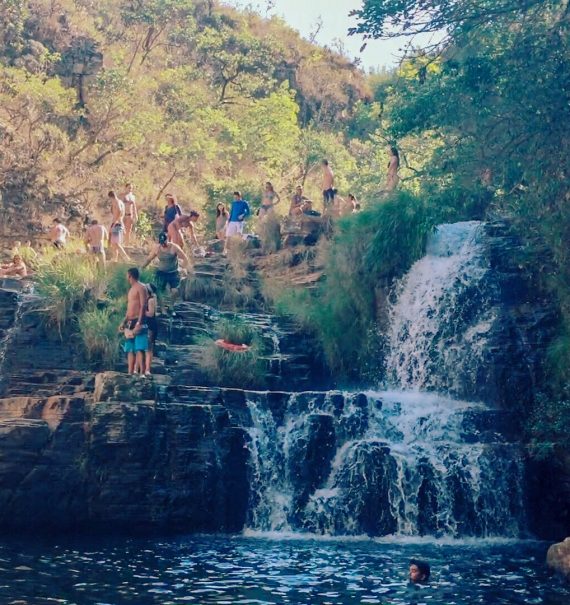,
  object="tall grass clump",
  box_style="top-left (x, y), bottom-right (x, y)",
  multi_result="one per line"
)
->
top-left (35, 252), bottom-right (98, 334)
top-left (275, 191), bottom-right (438, 381)
top-left (77, 304), bottom-right (122, 366)
top-left (198, 318), bottom-right (267, 389)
